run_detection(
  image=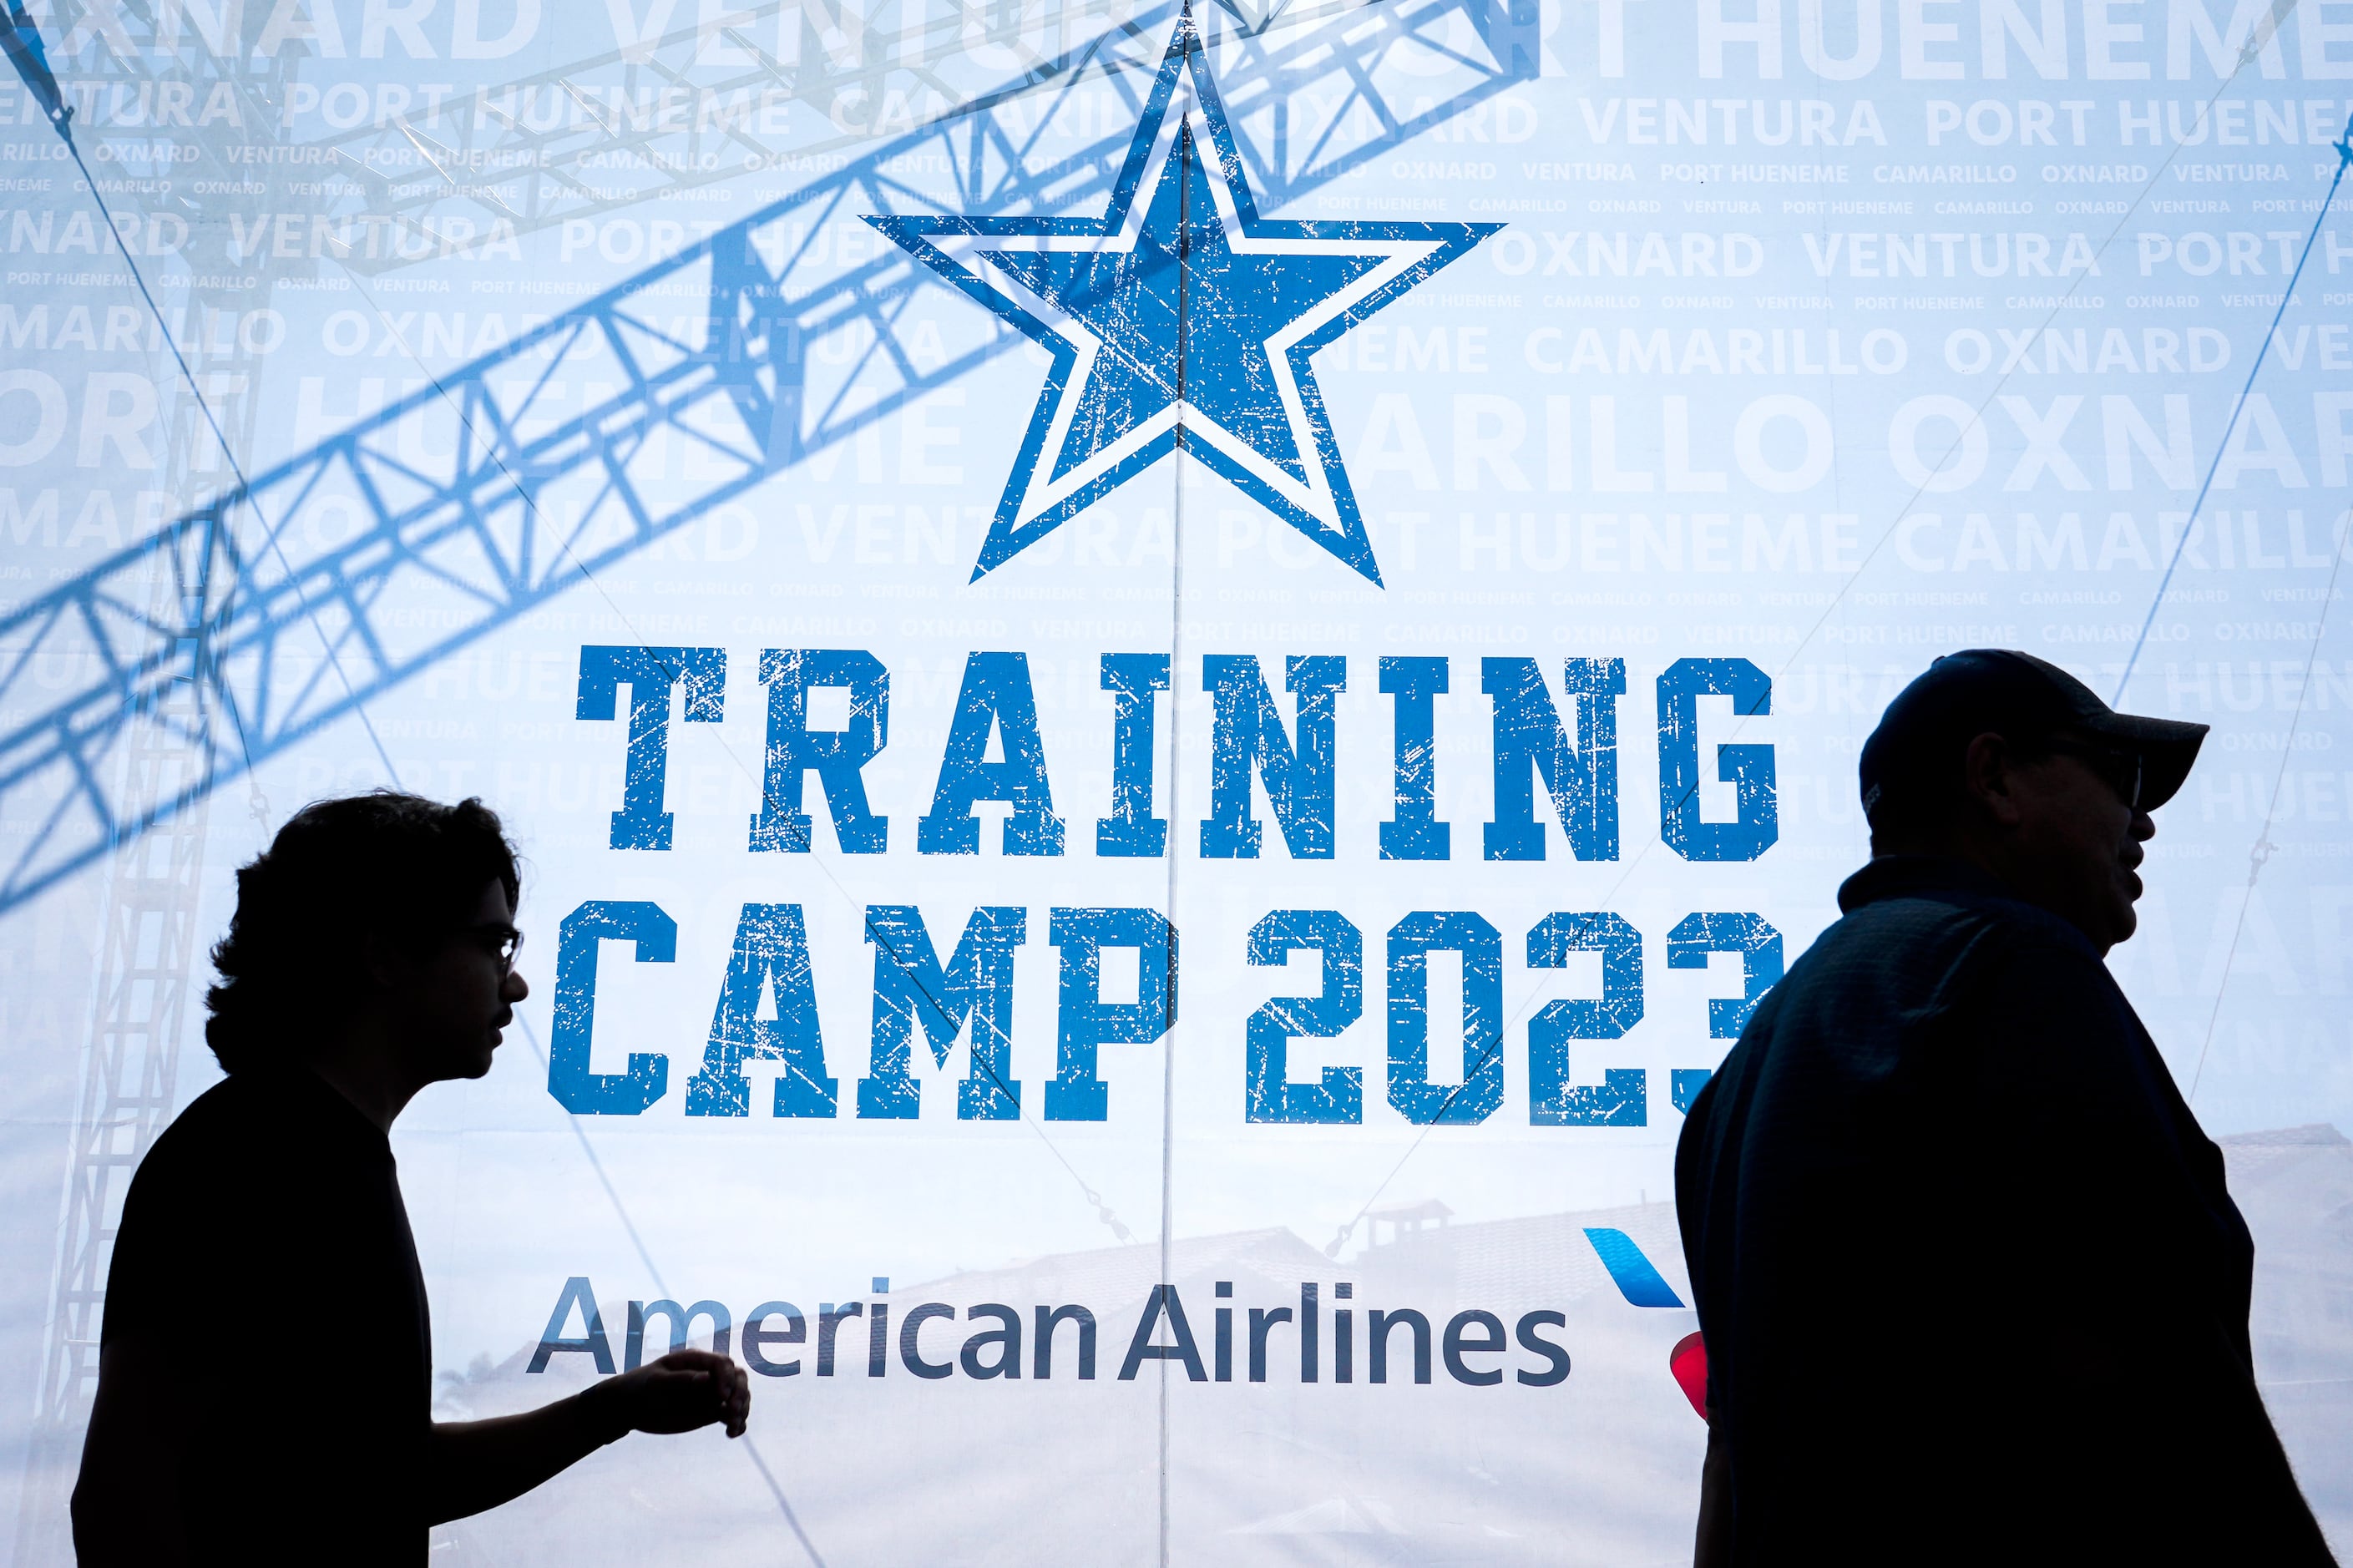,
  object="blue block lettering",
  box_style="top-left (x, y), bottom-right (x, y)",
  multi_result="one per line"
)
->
top-left (918, 652), bottom-right (1066, 856)
top-left (1657, 657), bottom-right (1777, 862)
top-left (1046, 908), bottom-right (1176, 1121)
top-left (684, 903), bottom-right (837, 1118)
top-left (859, 905), bottom-right (1026, 1120)
top-left (1481, 657), bottom-right (1624, 862)
top-left (1526, 912), bottom-right (1646, 1126)
top-left (1667, 913), bottom-right (1785, 1038)
top-left (1096, 652), bottom-right (1171, 857)
top-left (1245, 910), bottom-right (1364, 1125)
top-left (1199, 654), bottom-right (1345, 860)
top-left (1385, 911), bottom-right (1505, 1125)
top-left (749, 649), bottom-right (889, 854)
top-left (549, 900), bottom-right (673, 1115)
top-left (1379, 656), bottom-right (1450, 862)
top-left (575, 645), bottom-right (726, 851)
